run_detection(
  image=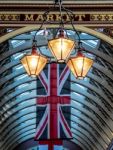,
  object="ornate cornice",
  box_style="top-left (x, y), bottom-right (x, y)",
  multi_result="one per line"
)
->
top-left (0, 2), bottom-right (113, 27)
